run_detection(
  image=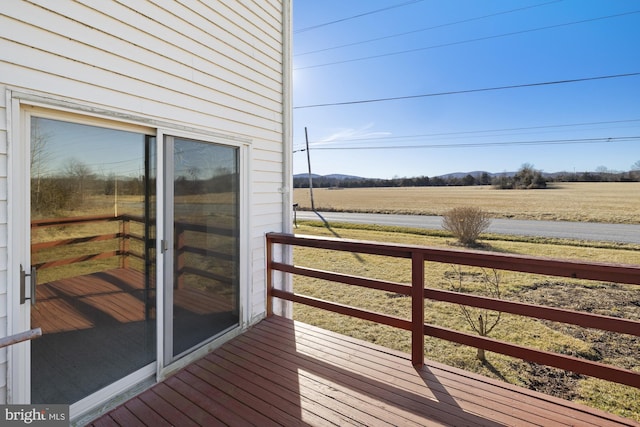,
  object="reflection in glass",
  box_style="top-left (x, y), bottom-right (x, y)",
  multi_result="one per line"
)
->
top-left (171, 137), bottom-right (240, 357)
top-left (30, 117), bottom-right (156, 404)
